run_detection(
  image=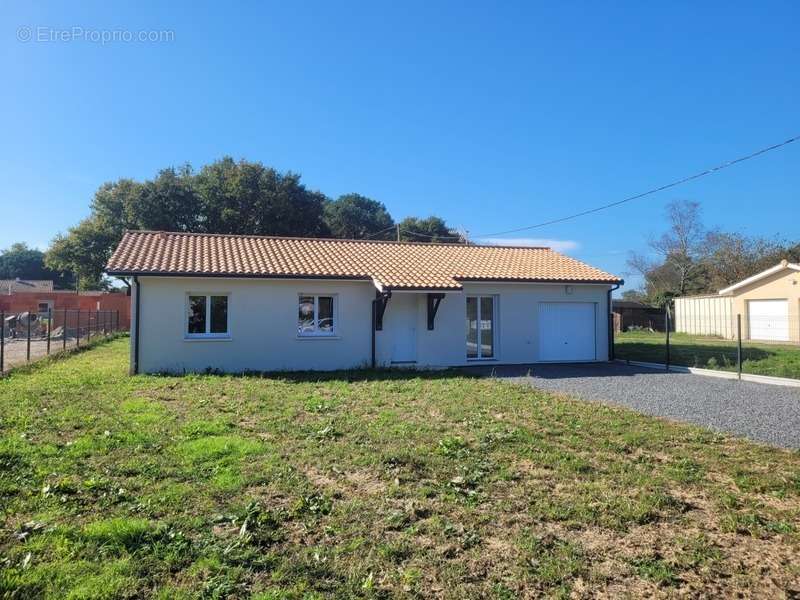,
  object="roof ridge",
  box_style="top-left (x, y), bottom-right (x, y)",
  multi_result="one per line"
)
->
top-left (123, 229), bottom-right (552, 251)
